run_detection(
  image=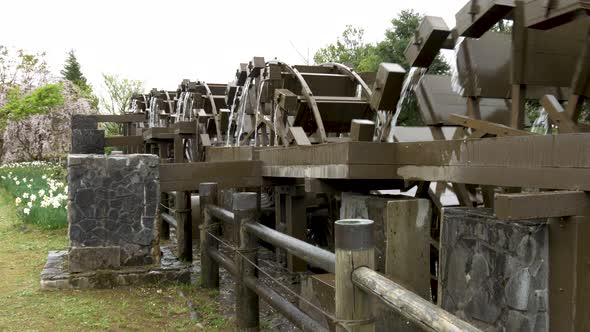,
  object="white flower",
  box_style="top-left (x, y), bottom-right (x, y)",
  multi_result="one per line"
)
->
top-left (1, 176), bottom-right (5, 180)
top-left (22, 178), bottom-right (27, 183)
top-left (27, 184), bottom-right (32, 189)
top-left (30, 194), bottom-right (37, 202)
top-left (23, 208), bottom-right (30, 215)
top-left (40, 201), bottom-right (49, 208)
top-left (38, 189), bottom-right (45, 196)
top-left (15, 180), bottom-right (20, 185)
top-left (22, 193), bottom-right (29, 199)
top-left (42, 175), bottom-right (47, 179)
top-left (15, 197), bottom-right (21, 205)
top-left (51, 201), bottom-right (61, 209)
top-left (27, 201), bottom-right (33, 208)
